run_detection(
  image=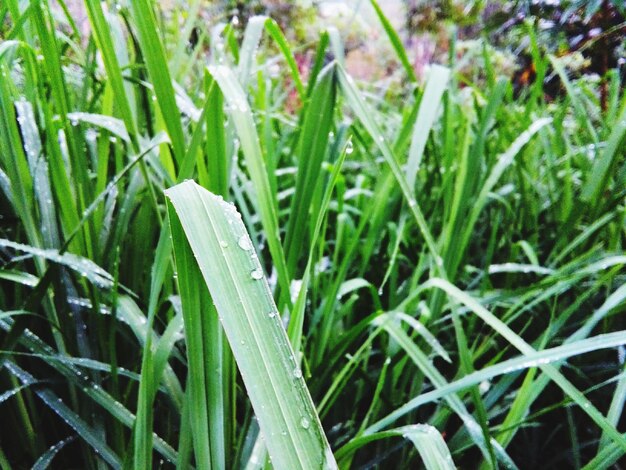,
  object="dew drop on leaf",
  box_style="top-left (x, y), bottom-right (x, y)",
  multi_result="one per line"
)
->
top-left (238, 235), bottom-right (252, 251)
